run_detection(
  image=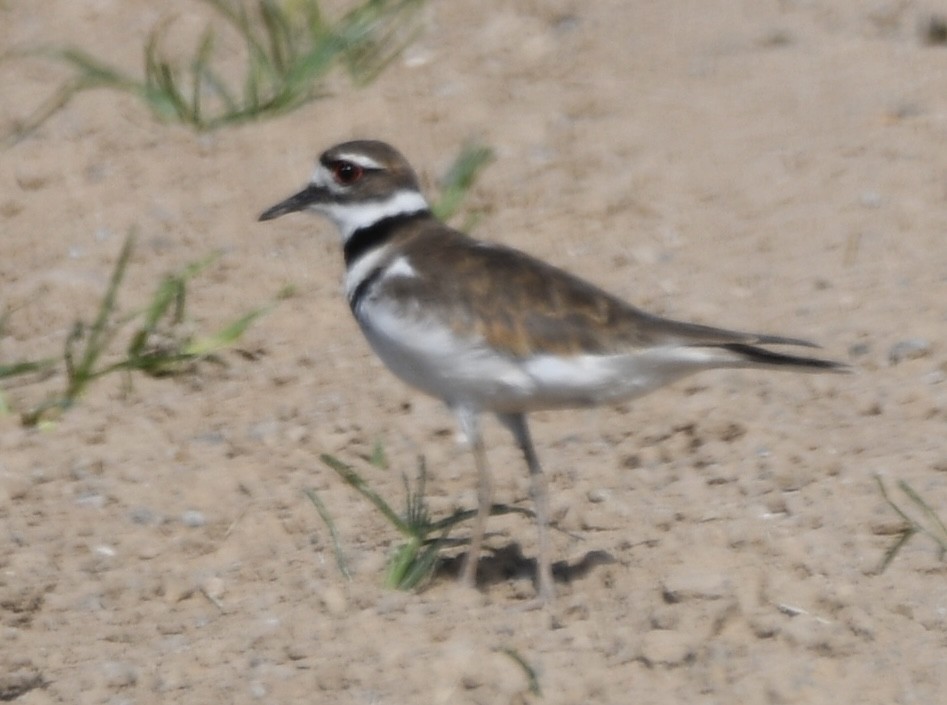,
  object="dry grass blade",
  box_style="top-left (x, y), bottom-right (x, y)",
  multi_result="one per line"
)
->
top-left (321, 453), bottom-right (409, 534)
top-left (875, 474), bottom-right (947, 572)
